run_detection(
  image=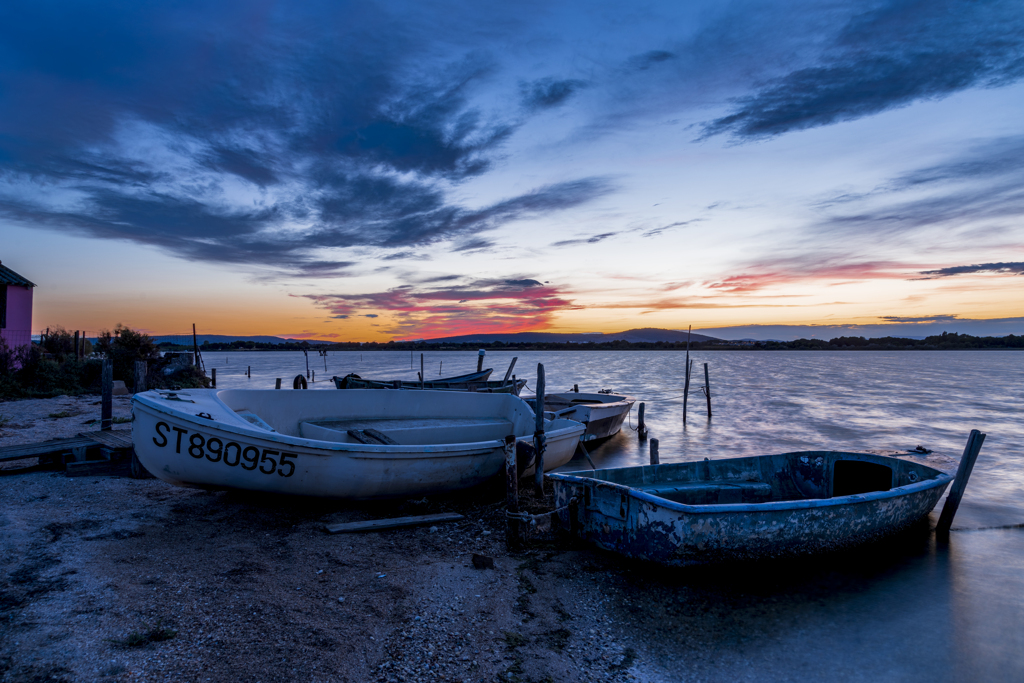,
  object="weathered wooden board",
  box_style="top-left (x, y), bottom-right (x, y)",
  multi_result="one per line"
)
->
top-left (0, 436), bottom-right (97, 463)
top-left (325, 512), bottom-right (464, 534)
